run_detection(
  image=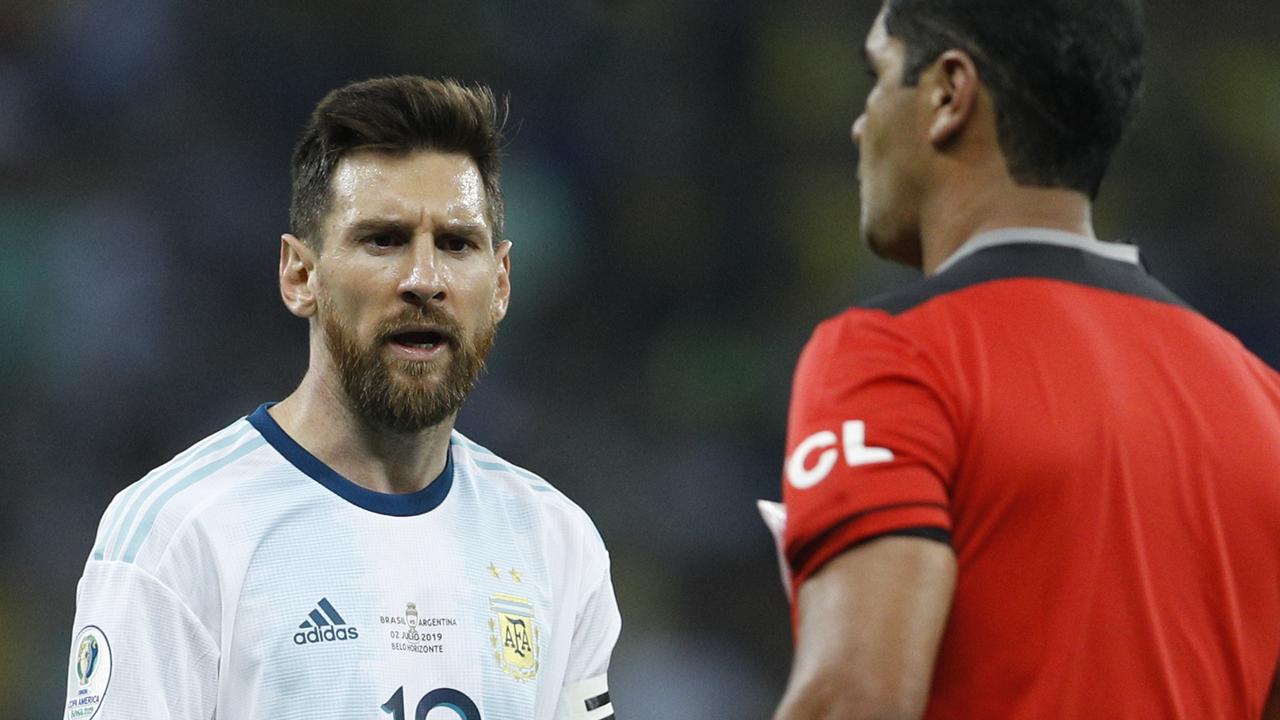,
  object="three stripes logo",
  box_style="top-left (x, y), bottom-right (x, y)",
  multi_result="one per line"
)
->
top-left (293, 598), bottom-right (360, 646)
